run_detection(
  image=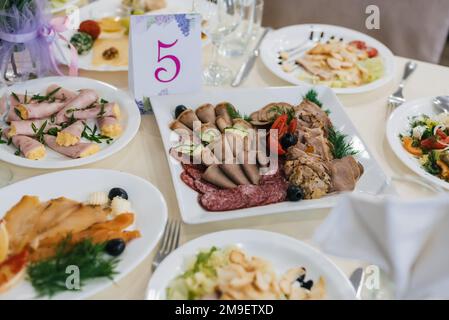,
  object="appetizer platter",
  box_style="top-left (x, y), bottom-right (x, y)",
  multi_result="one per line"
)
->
top-left (260, 24), bottom-right (395, 94)
top-left (0, 169), bottom-right (167, 299)
top-left (56, 0), bottom-right (193, 71)
top-left (0, 76), bottom-right (140, 169)
top-left (387, 97), bottom-right (449, 191)
top-left (152, 85), bottom-right (387, 224)
top-left (147, 229), bottom-right (355, 300)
